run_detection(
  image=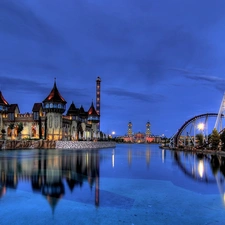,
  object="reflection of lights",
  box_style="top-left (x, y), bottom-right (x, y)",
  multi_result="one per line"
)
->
top-left (128, 150), bottom-right (132, 165)
top-left (198, 160), bottom-right (204, 178)
top-left (146, 149), bottom-right (150, 166)
top-left (197, 123), bottom-right (204, 131)
top-left (112, 149), bottom-right (115, 168)
top-left (162, 149), bottom-right (165, 163)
